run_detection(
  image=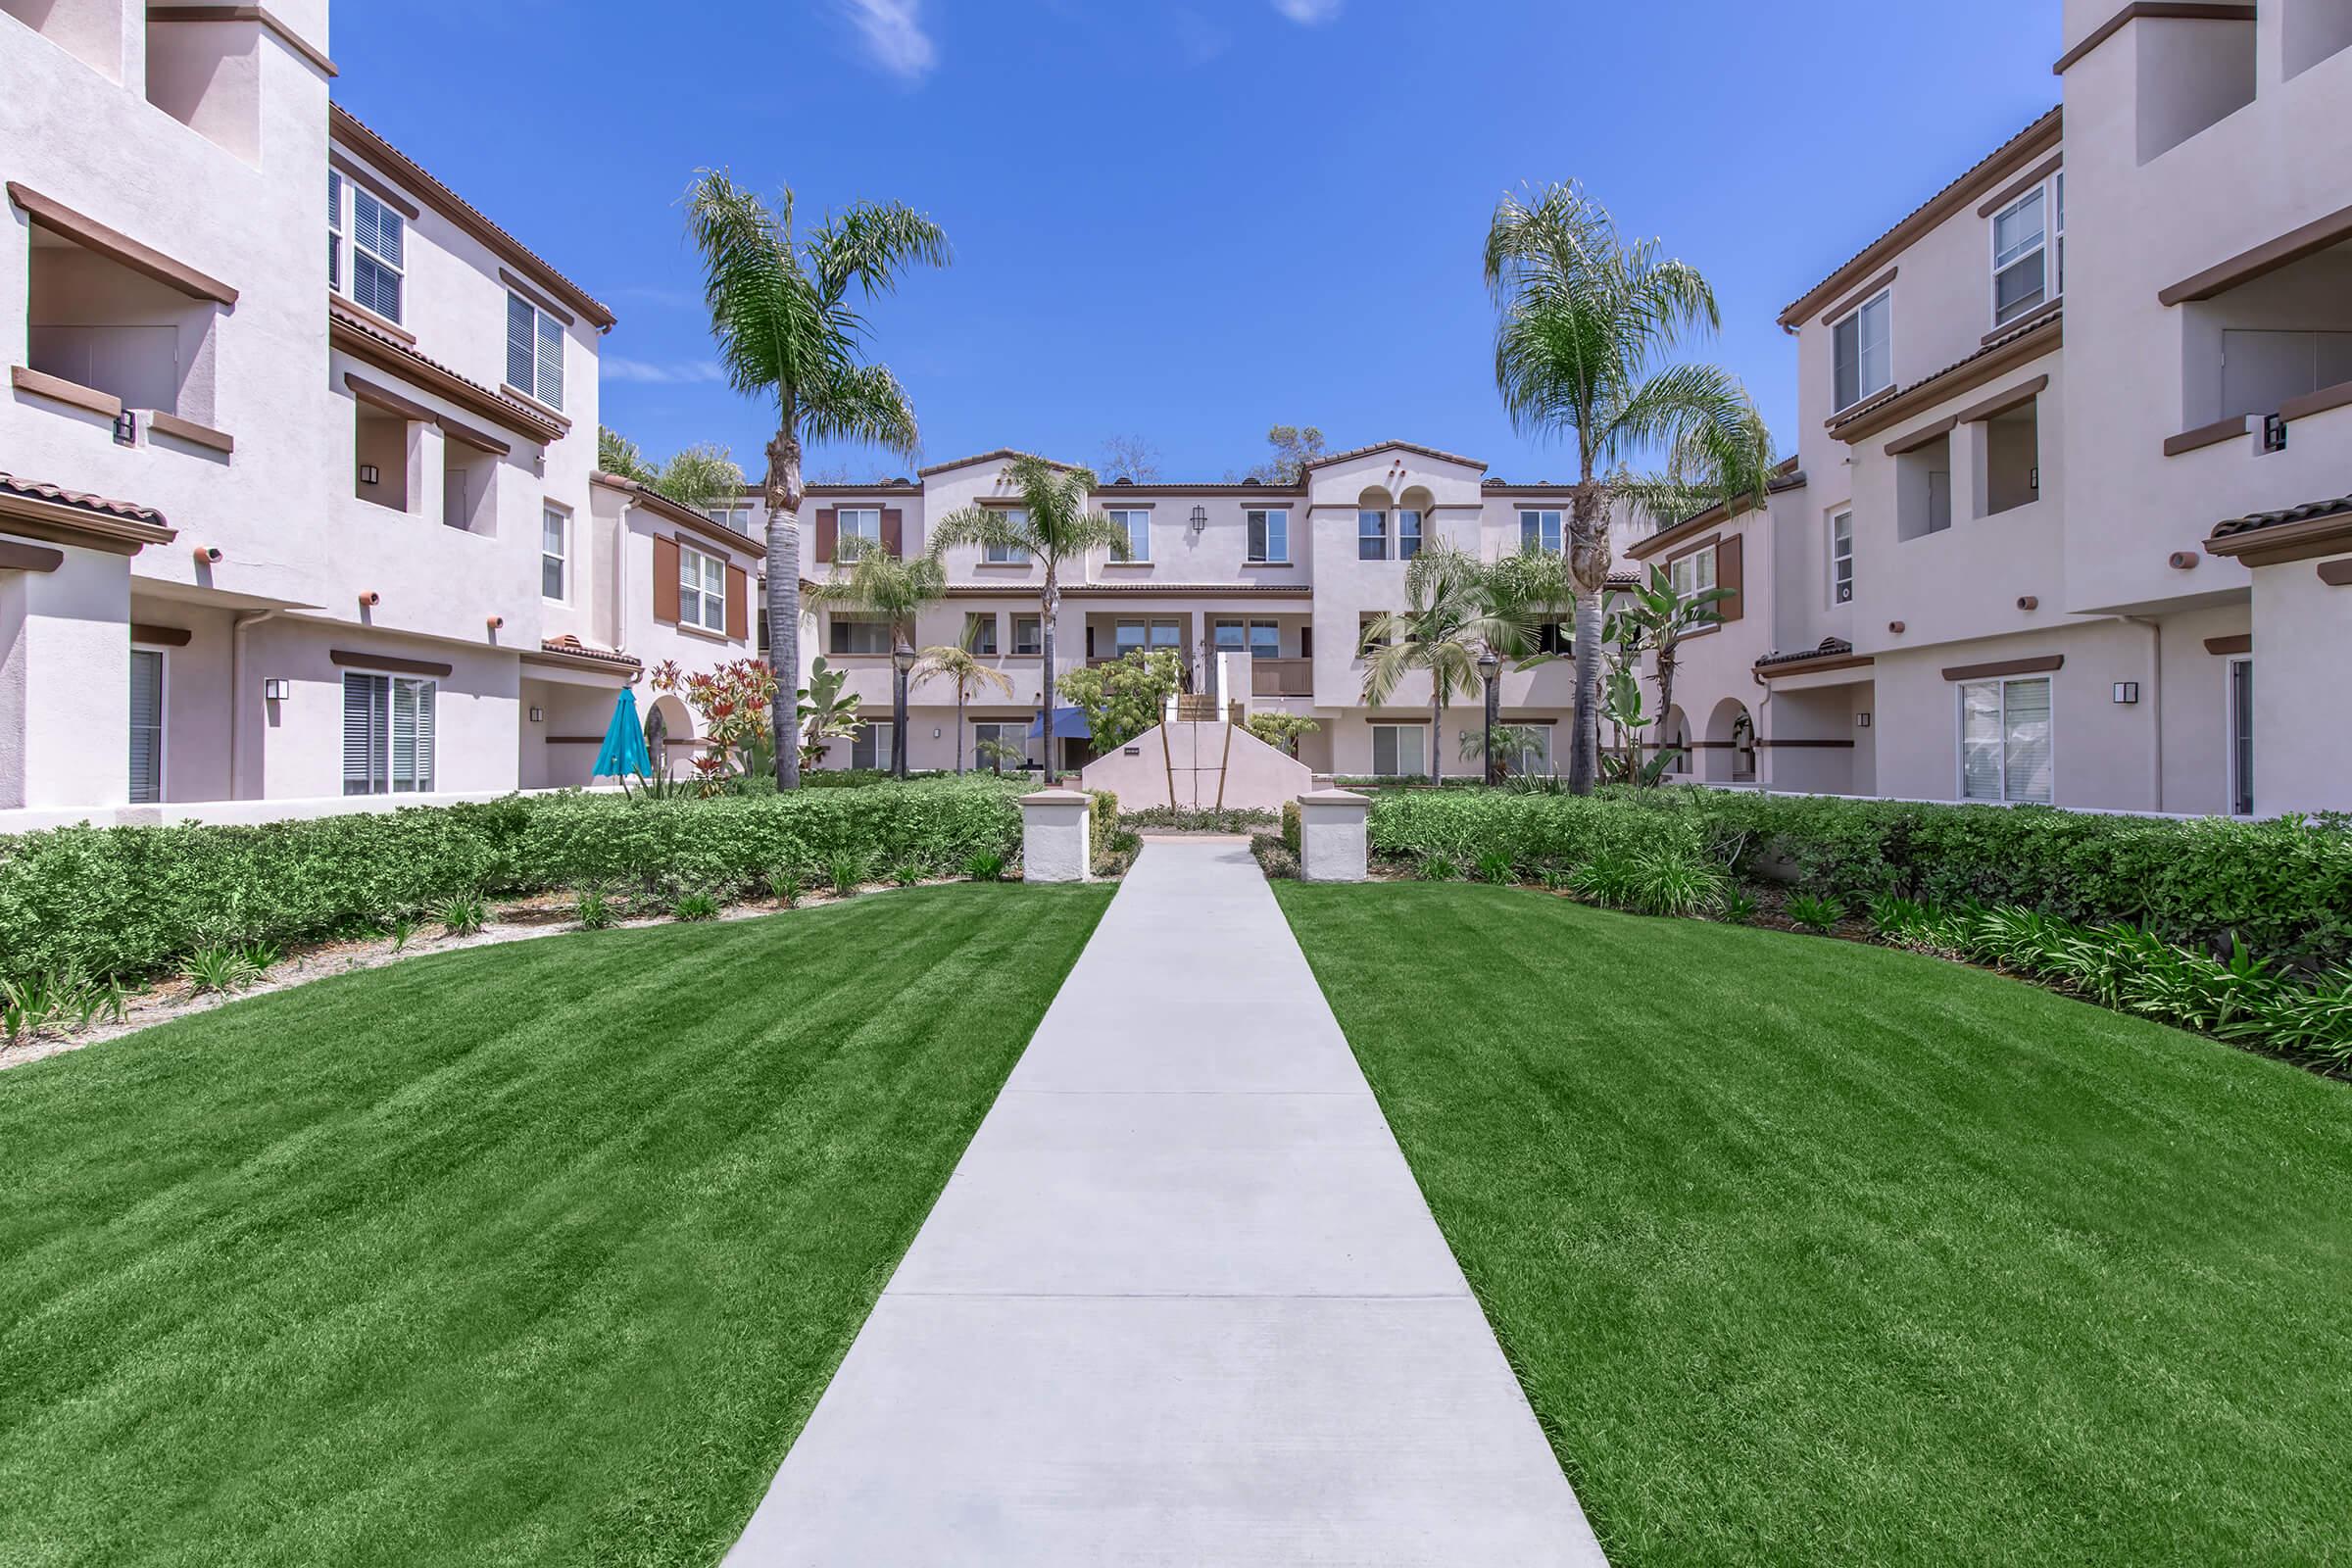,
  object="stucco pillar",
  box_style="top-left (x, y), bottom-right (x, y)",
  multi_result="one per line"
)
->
top-left (1021, 788), bottom-right (1094, 882)
top-left (1298, 787), bottom-right (1372, 883)
top-left (0, 544), bottom-right (132, 810)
